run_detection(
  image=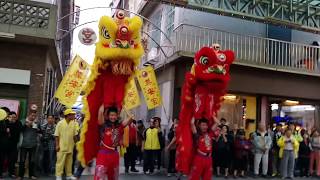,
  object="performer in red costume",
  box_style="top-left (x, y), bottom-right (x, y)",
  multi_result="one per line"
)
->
top-left (94, 106), bottom-right (134, 180)
top-left (77, 11), bottom-right (144, 167)
top-left (176, 44), bottom-right (235, 175)
top-left (189, 118), bottom-right (219, 180)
